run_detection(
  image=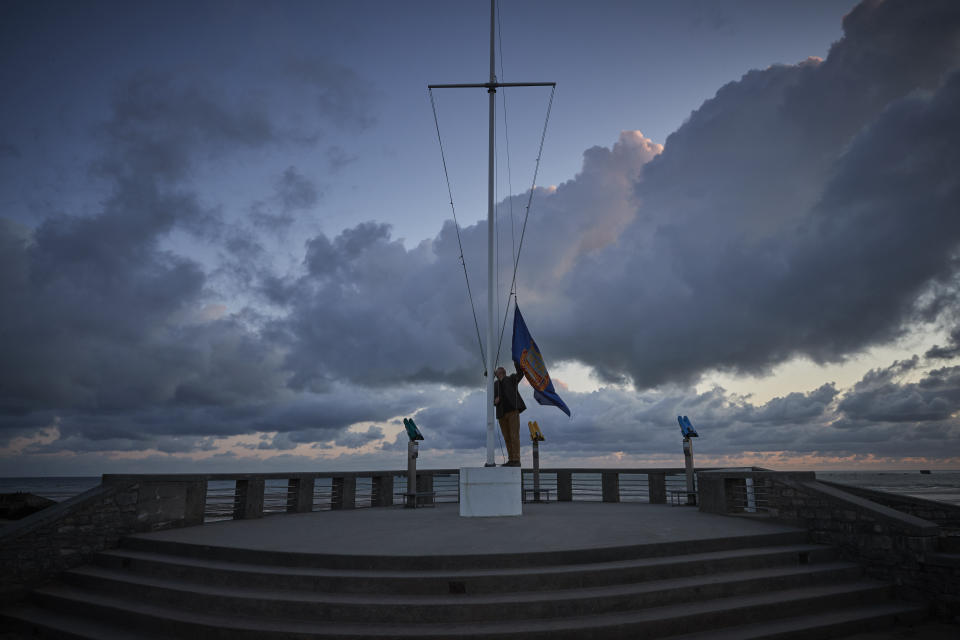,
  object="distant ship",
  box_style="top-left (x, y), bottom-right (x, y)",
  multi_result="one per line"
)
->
top-left (920, 470), bottom-right (932, 474)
